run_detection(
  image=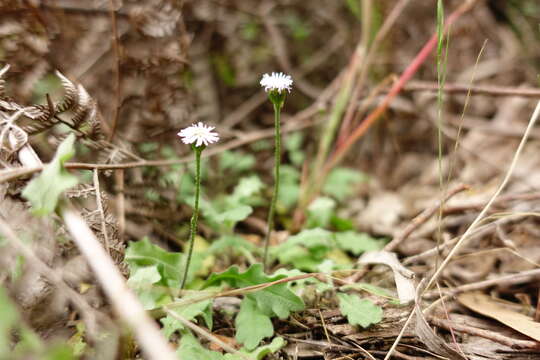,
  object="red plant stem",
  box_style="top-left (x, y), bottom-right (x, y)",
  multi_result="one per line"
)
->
top-left (324, 1), bottom-right (477, 175)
